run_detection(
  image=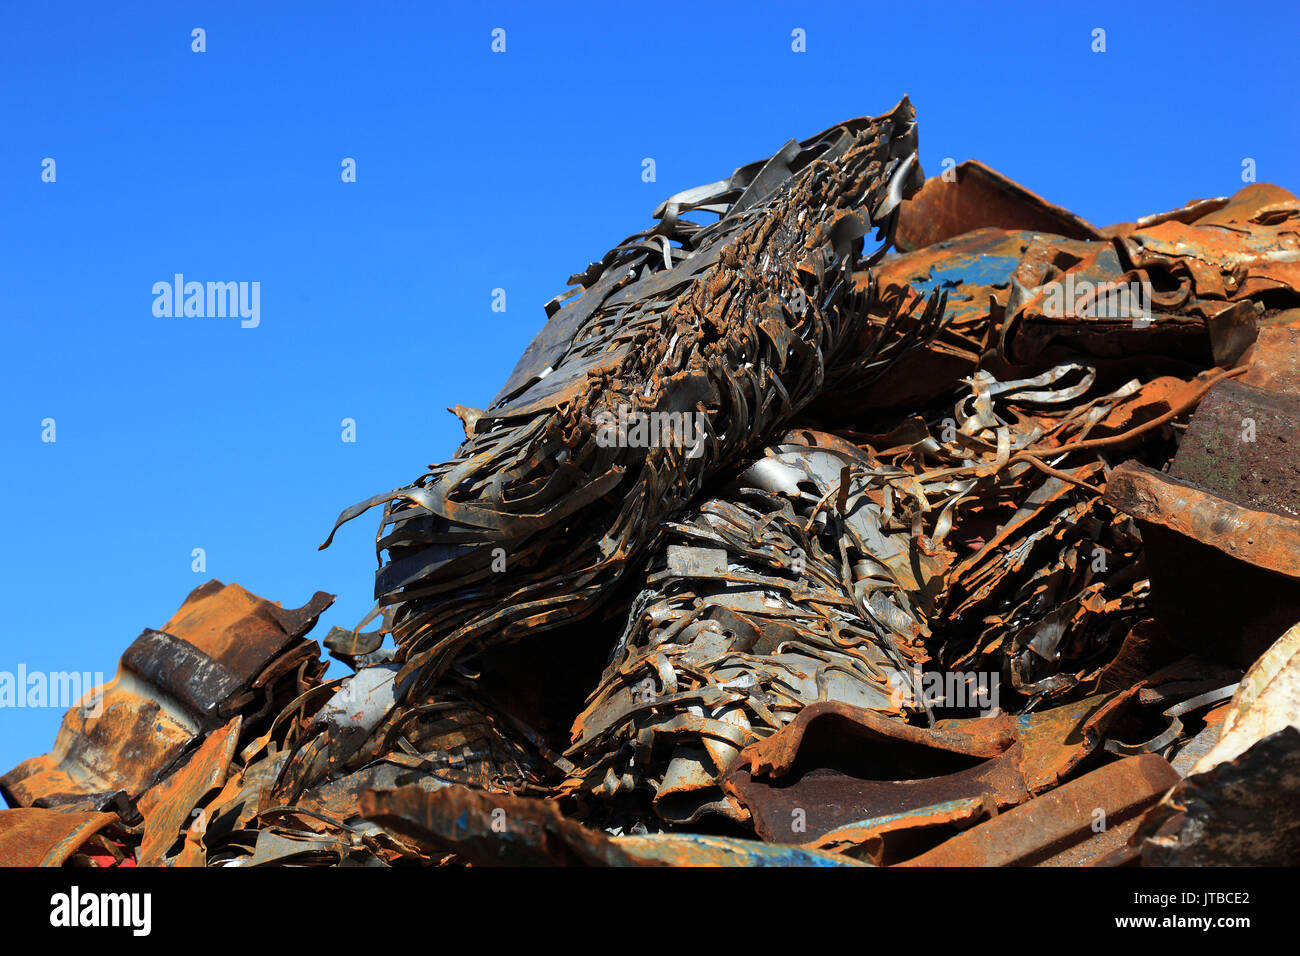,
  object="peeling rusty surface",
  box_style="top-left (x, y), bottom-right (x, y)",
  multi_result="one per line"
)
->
top-left (0, 808), bottom-right (119, 867)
